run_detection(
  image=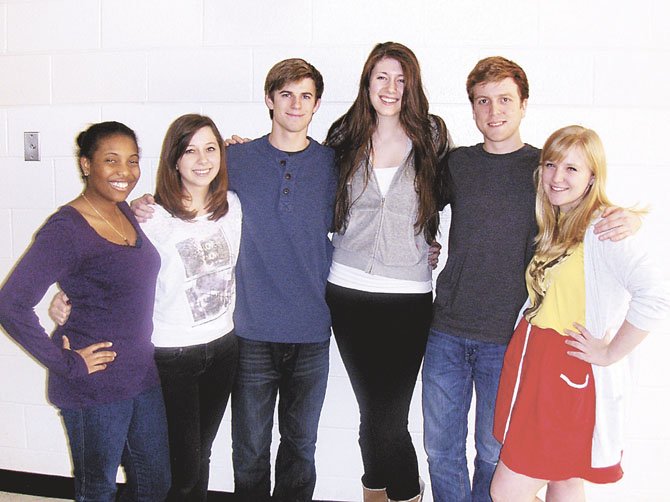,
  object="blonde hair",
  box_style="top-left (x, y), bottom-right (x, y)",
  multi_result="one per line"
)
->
top-left (525, 125), bottom-right (613, 319)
